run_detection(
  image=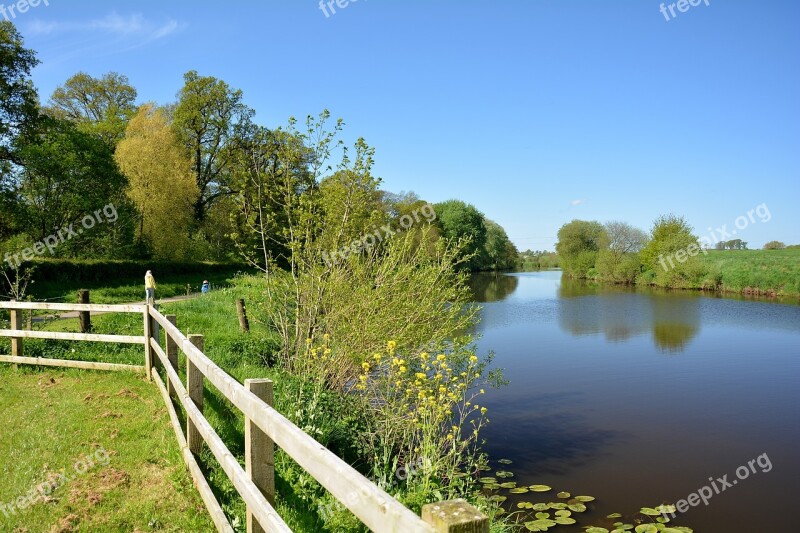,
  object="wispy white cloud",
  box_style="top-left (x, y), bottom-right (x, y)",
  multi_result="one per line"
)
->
top-left (24, 12), bottom-right (181, 41)
top-left (570, 199), bottom-right (586, 206)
